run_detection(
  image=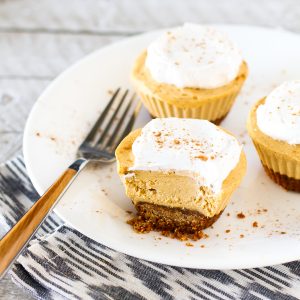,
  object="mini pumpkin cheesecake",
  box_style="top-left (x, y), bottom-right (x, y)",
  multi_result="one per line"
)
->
top-left (247, 81), bottom-right (300, 192)
top-left (116, 118), bottom-right (246, 239)
top-left (131, 24), bottom-right (248, 123)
